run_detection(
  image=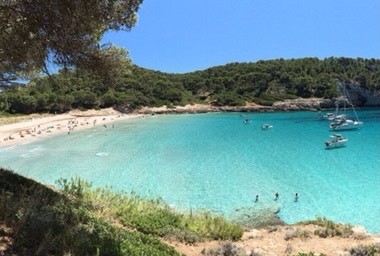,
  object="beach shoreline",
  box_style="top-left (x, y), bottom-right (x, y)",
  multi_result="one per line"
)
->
top-left (0, 108), bottom-right (144, 148)
top-left (0, 97), bottom-right (372, 148)
top-left (0, 99), bottom-right (320, 148)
